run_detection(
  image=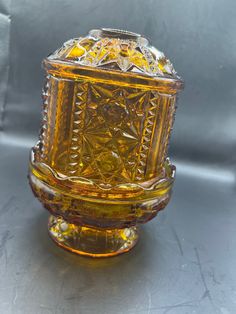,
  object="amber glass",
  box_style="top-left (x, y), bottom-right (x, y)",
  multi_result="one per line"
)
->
top-left (29, 29), bottom-right (183, 257)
